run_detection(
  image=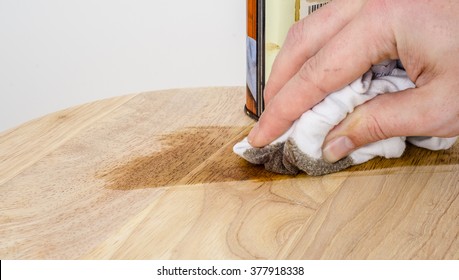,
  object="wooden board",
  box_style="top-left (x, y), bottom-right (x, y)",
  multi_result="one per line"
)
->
top-left (0, 87), bottom-right (458, 259)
